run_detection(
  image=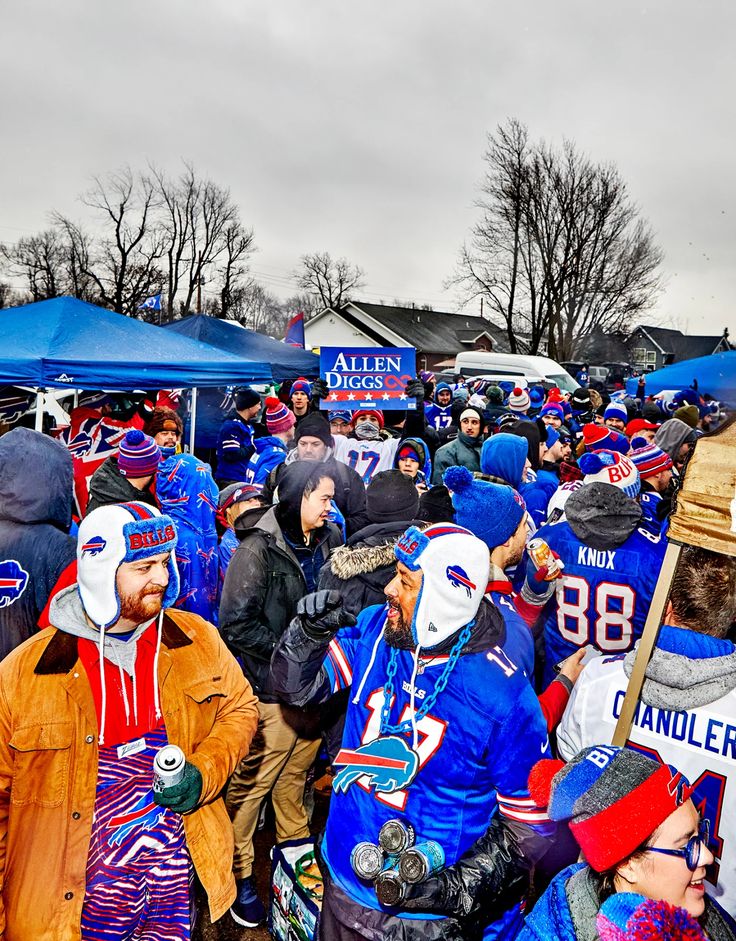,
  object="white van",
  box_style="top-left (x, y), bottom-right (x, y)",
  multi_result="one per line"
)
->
top-left (453, 351), bottom-right (579, 392)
